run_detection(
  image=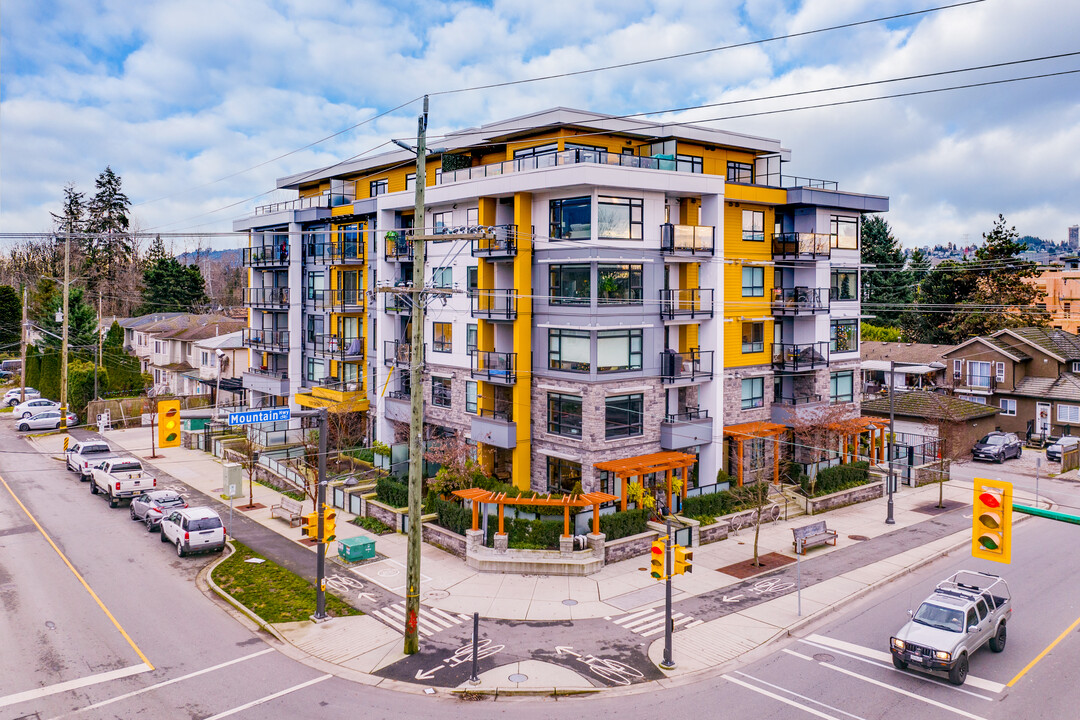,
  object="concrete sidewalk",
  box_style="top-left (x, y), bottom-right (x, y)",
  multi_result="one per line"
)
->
top-left (35, 428), bottom-right (1037, 693)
